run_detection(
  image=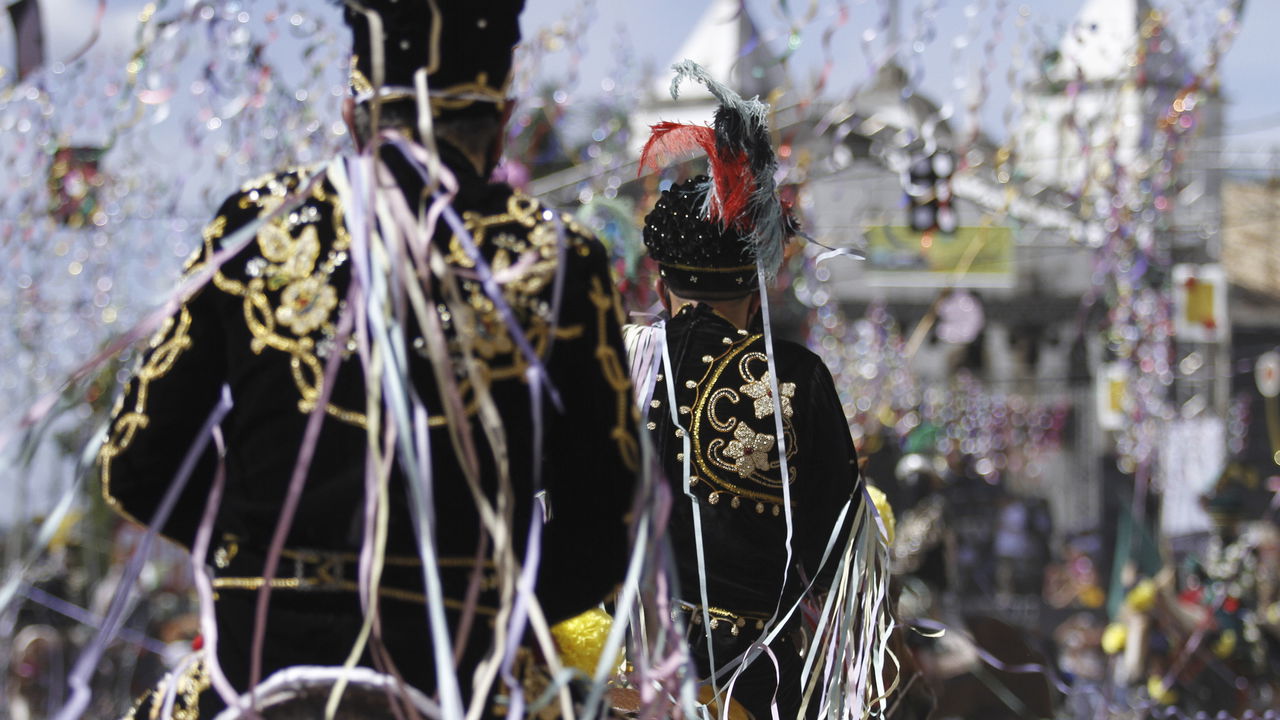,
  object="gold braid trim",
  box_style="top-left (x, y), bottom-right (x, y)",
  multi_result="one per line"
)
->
top-left (99, 306), bottom-right (196, 531)
top-left (121, 658), bottom-right (210, 720)
top-left (589, 275), bottom-right (641, 472)
top-left (211, 576), bottom-right (497, 615)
